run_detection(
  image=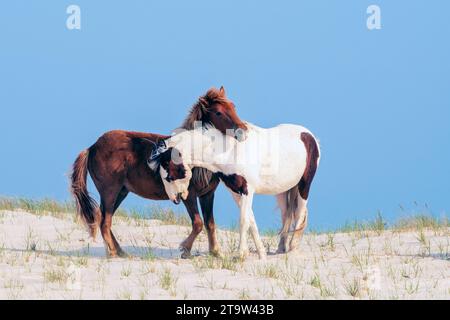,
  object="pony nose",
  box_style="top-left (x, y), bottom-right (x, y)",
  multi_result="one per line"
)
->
top-left (173, 193), bottom-right (182, 205)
